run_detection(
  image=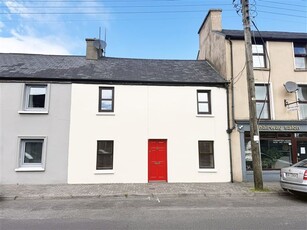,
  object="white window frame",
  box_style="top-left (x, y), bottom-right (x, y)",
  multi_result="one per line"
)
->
top-left (252, 43), bottom-right (266, 68)
top-left (255, 83), bottom-right (273, 120)
top-left (15, 136), bottom-right (47, 172)
top-left (297, 84), bottom-right (307, 120)
top-left (293, 43), bottom-right (307, 70)
top-left (19, 84), bottom-right (50, 114)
